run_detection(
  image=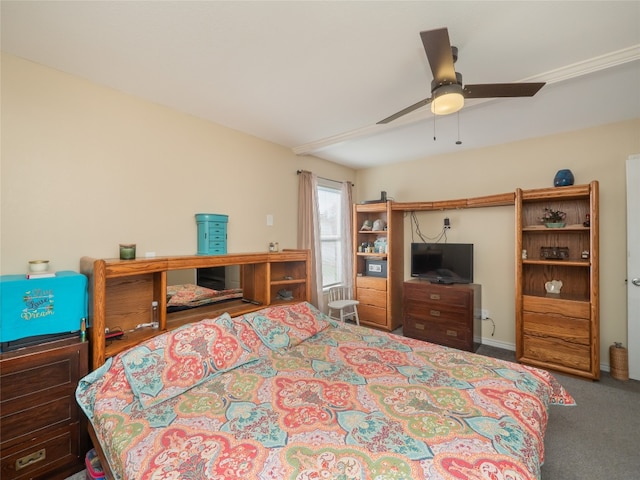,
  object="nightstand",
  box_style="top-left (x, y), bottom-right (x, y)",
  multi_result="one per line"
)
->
top-left (1, 337), bottom-right (88, 479)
